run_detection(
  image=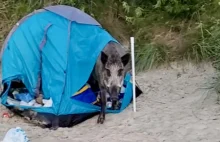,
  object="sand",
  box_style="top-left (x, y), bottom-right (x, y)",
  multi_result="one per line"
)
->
top-left (1, 62), bottom-right (220, 142)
